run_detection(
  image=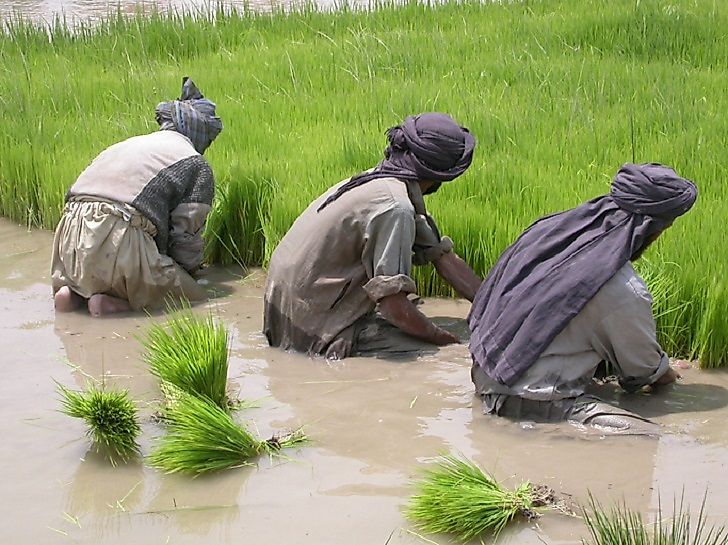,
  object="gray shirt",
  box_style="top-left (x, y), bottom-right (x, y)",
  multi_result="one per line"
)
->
top-left (472, 262), bottom-right (670, 401)
top-left (264, 176), bottom-right (450, 359)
